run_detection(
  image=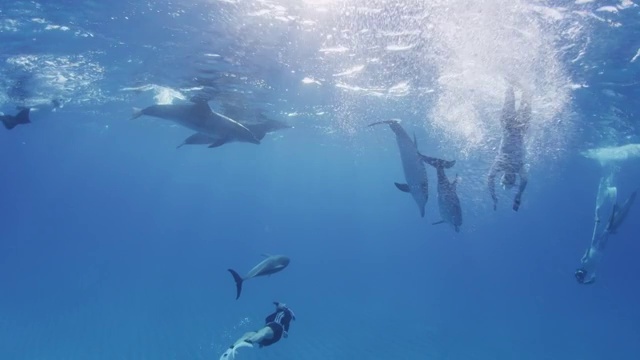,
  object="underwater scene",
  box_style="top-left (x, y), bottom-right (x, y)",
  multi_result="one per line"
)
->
top-left (1, 0), bottom-right (640, 359)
